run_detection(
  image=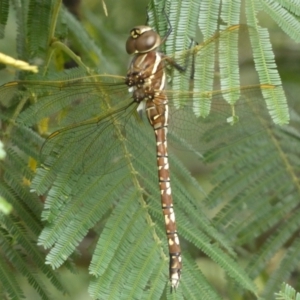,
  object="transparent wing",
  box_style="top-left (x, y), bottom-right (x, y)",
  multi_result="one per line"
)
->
top-left (1, 74), bottom-right (147, 176)
top-left (2, 79), bottom-right (284, 177)
top-left (1, 74), bottom-right (128, 128)
top-left (162, 24), bottom-right (288, 126)
top-left (166, 84), bottom-right (283, 155)
top-left (40, 104), bottom-right (142, 176)
top-left (161, 24), bottom-right (287, 155)
top-left (0, 25), bottom-right (288, 177)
